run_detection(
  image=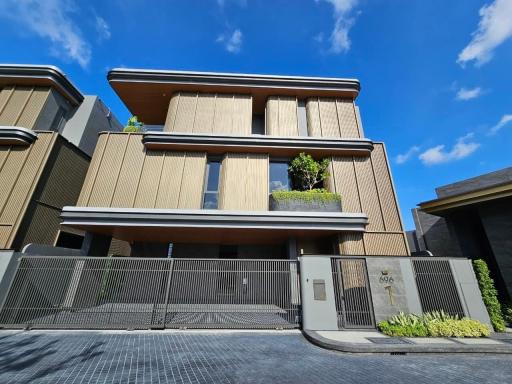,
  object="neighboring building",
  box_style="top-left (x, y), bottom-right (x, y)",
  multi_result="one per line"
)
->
top-left (410, 167), bottom-right (512, 301)
top-left (60, 68), bottom-right (410, 259)
top-left (0, 64), bottom-right (122, 251)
